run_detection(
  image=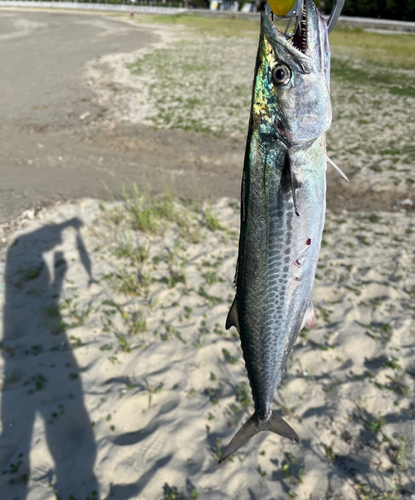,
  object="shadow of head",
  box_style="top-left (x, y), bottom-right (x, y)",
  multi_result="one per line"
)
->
top-left (6, 217), bottom-right (91, 286)
top-left (9, 217), bottom-right (83, 254)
